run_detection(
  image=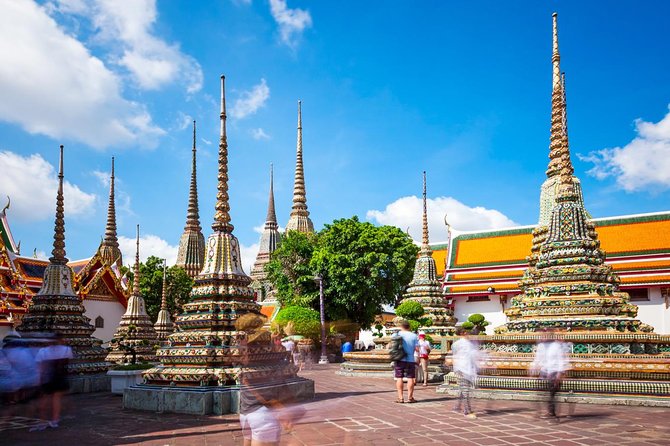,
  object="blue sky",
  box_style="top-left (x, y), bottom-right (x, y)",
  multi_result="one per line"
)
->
top-left (1, 0), bottom-right (669, 271)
